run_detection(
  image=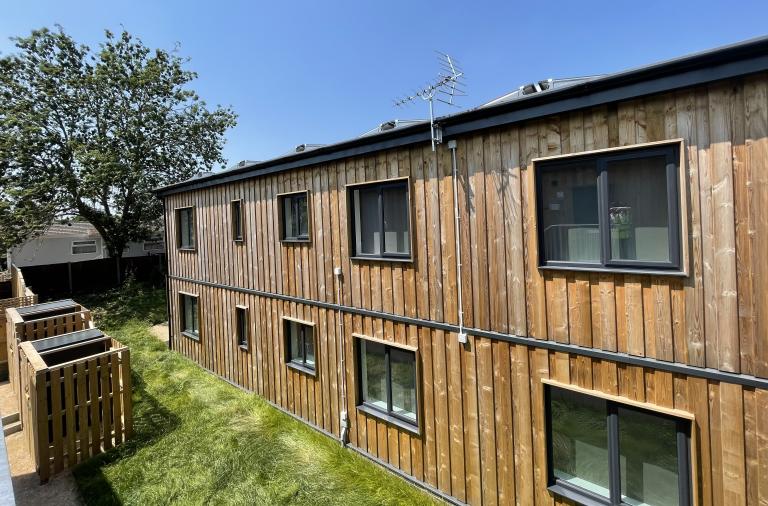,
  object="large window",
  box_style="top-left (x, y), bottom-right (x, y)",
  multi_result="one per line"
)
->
top-left (280, 191), bottom-right (310, 242)
top-left (356, 337), bottom-right (418, 431)
top-left (176, 207), bottom-right (196, 250)
top-left (71, 240), bottom-right (97, 255)
top-left (536, 145), bottom-right (681, 272)
top-left (546, 385), bottom-right (691, 506)
top-left (349, 179), bottom-right (411, 260)
top-left (284, 318), bottom-right (315, 375)
top-left (231, 200), bottom-right (244, 242)
top-left (180, 293), bottom-right (200, 339)
top-left (235, 306), bottom-right (248, 349)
